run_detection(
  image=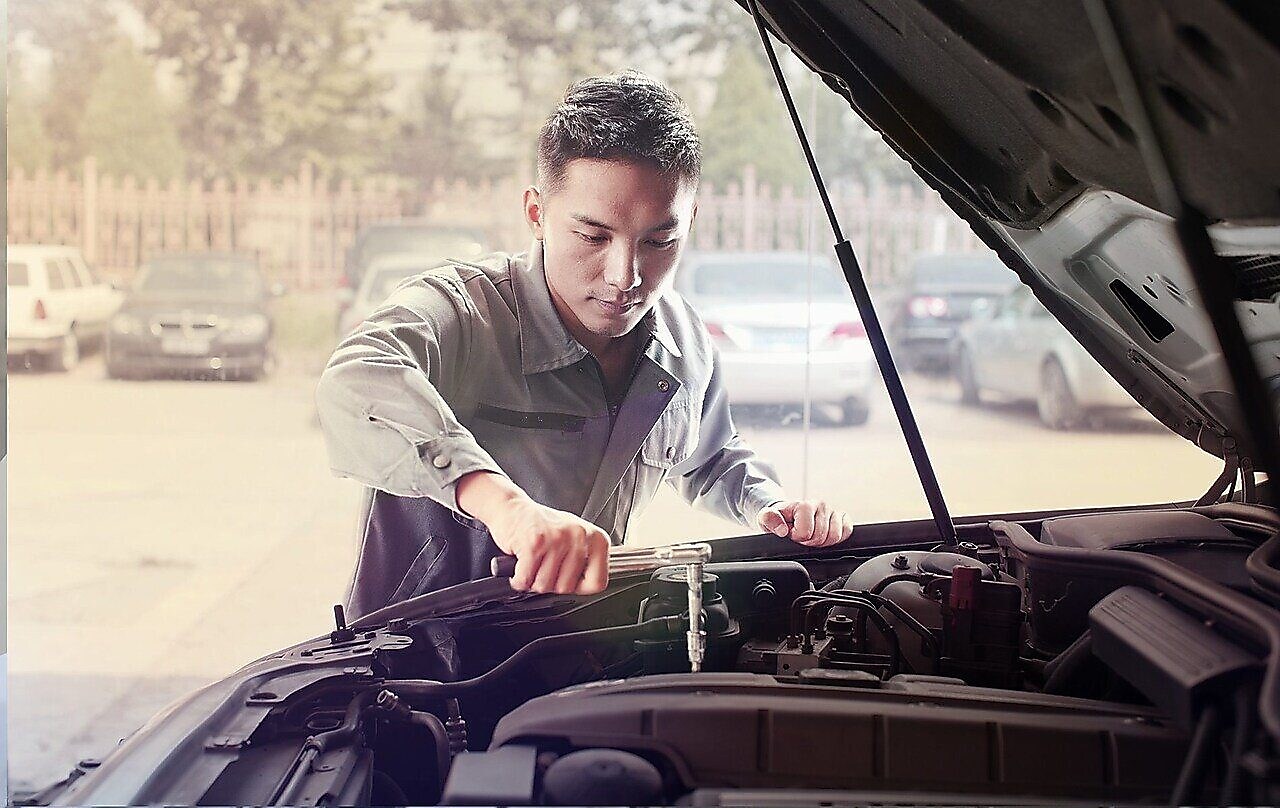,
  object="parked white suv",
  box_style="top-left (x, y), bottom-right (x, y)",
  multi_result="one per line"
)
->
top-left (7, 244), bottom-right (123, 371)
